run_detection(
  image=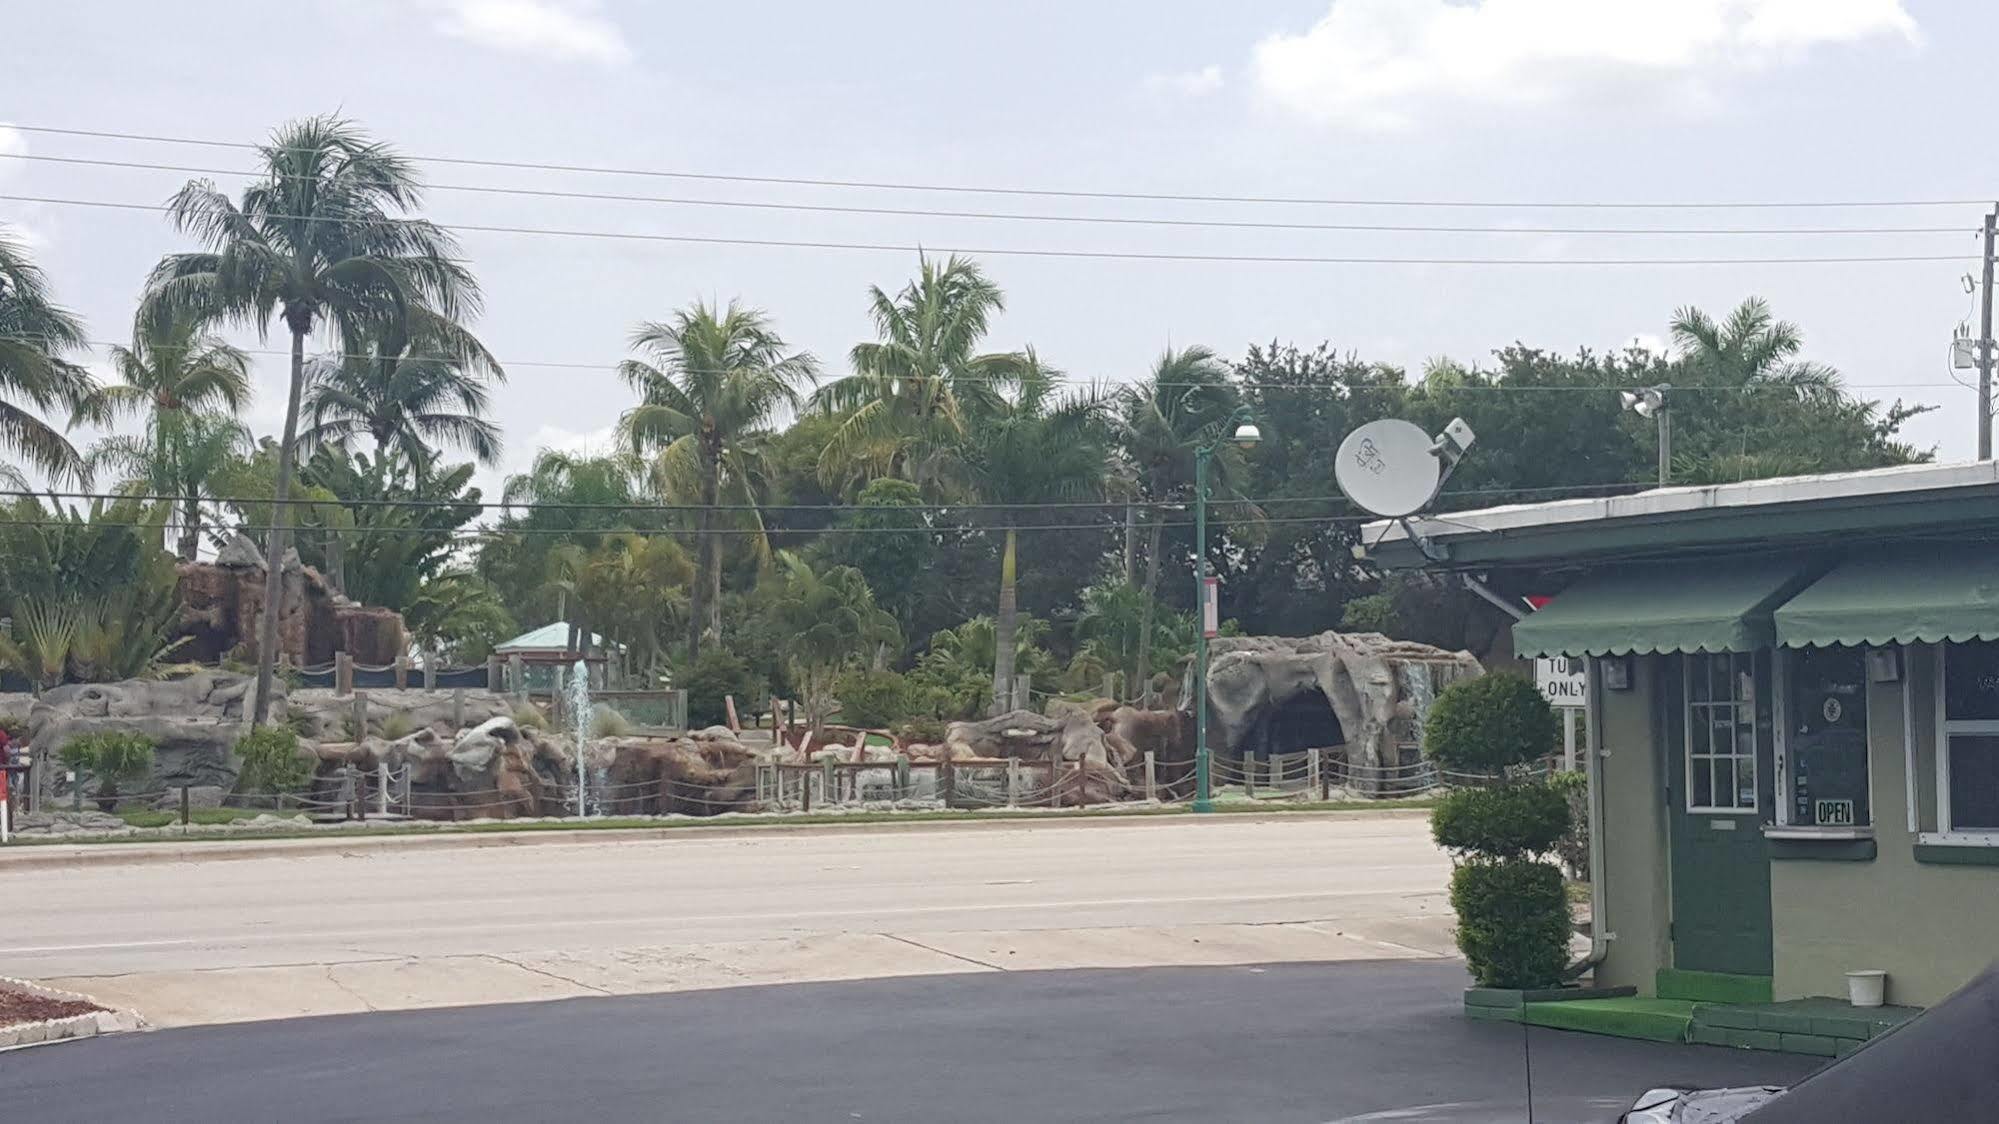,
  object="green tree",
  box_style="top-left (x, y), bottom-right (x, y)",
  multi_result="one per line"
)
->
top-left (811, 255), bottom-right (1027, 486)
top-left (573, 532), bottom-right (695, 684)
top-left (767, 553), bottom-right (899, 733)
top-left (1118, 346), bottom-right (1254, 699)
top-left (406, 568), bottom-right (515, 665)
top-left (0, 227), bottom-right (94, 484)
top-left (146, 114), bottom-right (482, 725)
top-left (814, 477), bottom-right (932, 637)
top-left (618, 300), bottom-right (815, 662)
top-left (299, 324), bottom-right (505, 472)
top-left (924, 358), bottom-right (1108, 713)
top-left (0, 496), bottom-right (184, 688)
top-left (479, 450), bottom-right (654, 648)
